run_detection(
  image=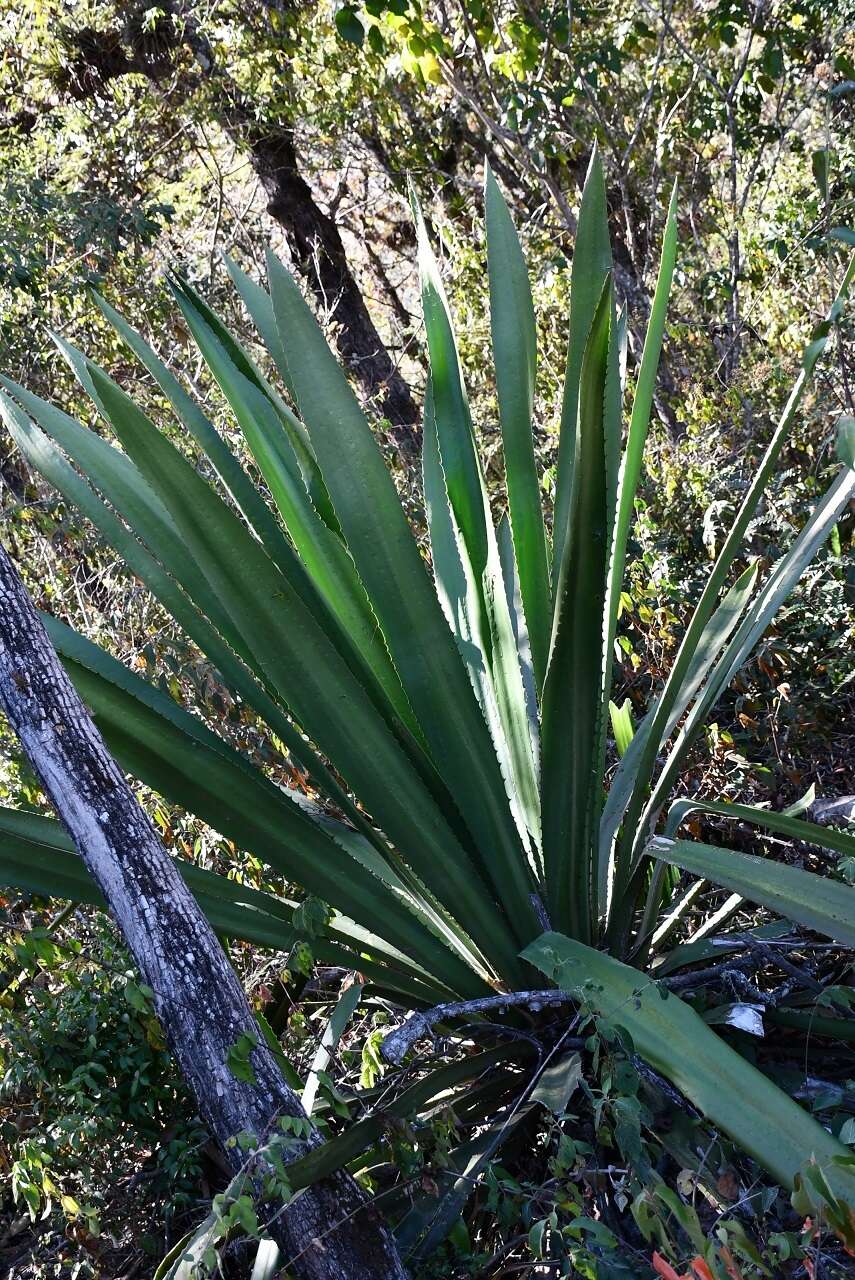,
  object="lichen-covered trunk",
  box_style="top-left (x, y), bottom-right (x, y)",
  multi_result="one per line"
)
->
top-left (0, 542), bottom-right (407, 1280)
